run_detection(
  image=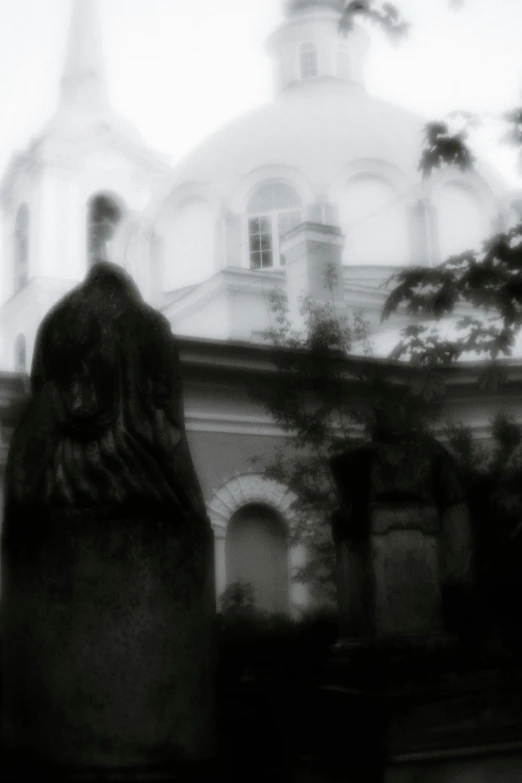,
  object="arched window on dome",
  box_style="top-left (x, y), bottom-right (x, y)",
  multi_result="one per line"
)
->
top-left (300, 42), bottom-right (318, 79)
top-left (340, 176), bottom-right (410, 265)
top-left (87, 193), bottom-right (125, 269)
top-left (14, 204), bottom-right (30, 292)
top-left (434, 182), bottom-right (490, 262)
top-left (14, 334), bottom-right (26, 373)
top-left (247, 182), bottom-right (302, 269)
